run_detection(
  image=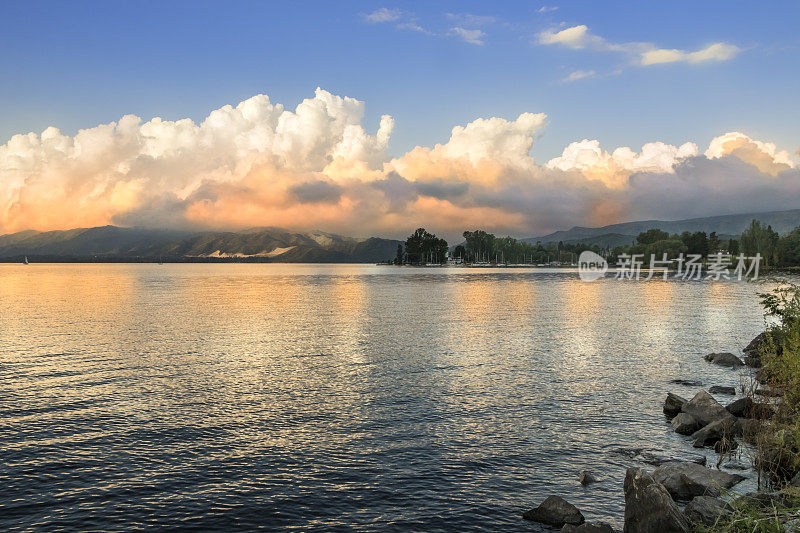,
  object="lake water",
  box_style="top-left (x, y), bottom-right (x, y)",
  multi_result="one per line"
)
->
top-left (0, 264), bottom-right (771, 531)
